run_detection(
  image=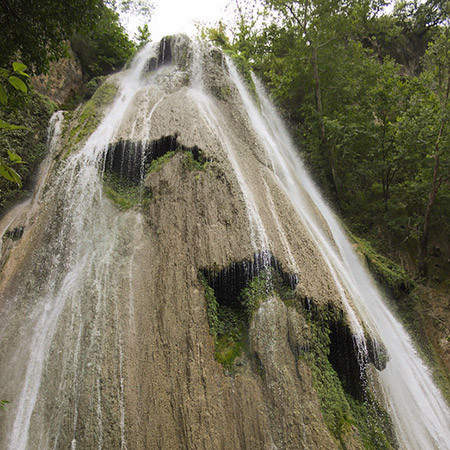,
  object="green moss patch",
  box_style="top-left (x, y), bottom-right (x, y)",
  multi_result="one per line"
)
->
top-left (353, 235), bottom-right (414, 297)
top-left (147, 150), bottom-right (176, 174)
top-left (102, 172), bottom-right (151, 210)
top-left (66, 80), bottom-right (118, 154)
